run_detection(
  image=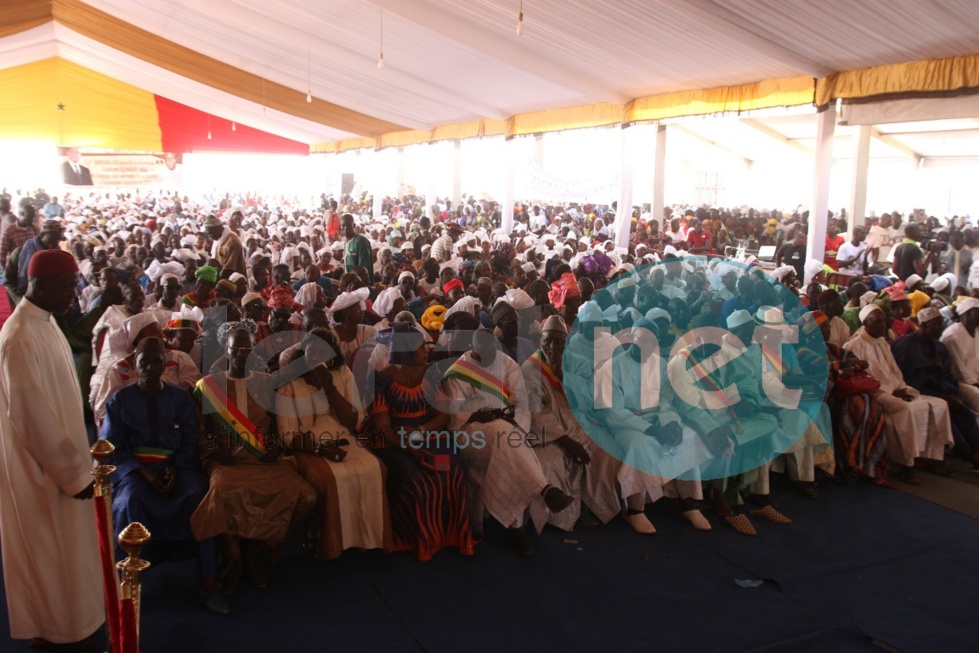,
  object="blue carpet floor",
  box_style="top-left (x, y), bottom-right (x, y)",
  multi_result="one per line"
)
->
top-left (3, 476), bottom-right (979, 652)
